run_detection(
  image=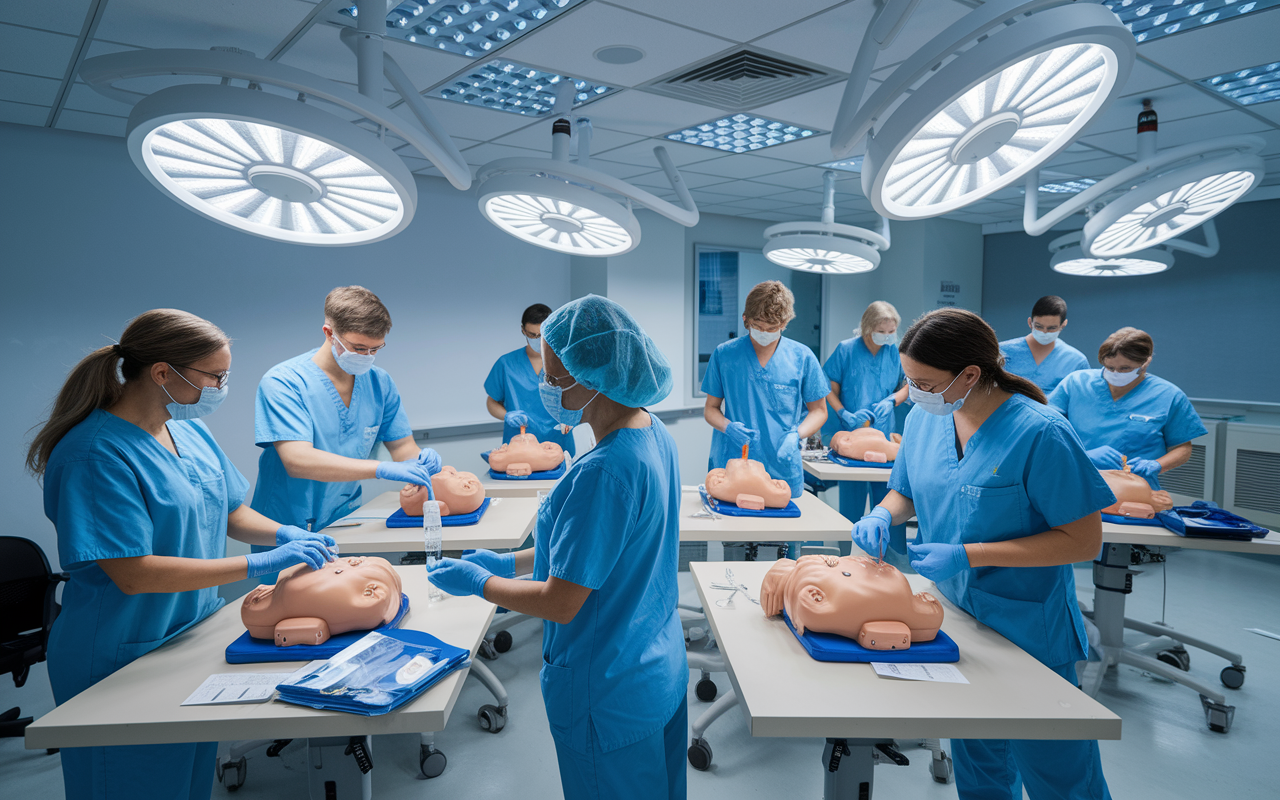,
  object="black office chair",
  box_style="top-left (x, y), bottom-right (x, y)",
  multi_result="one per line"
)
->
top-left (0, 536), bottom-right (67, 751)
